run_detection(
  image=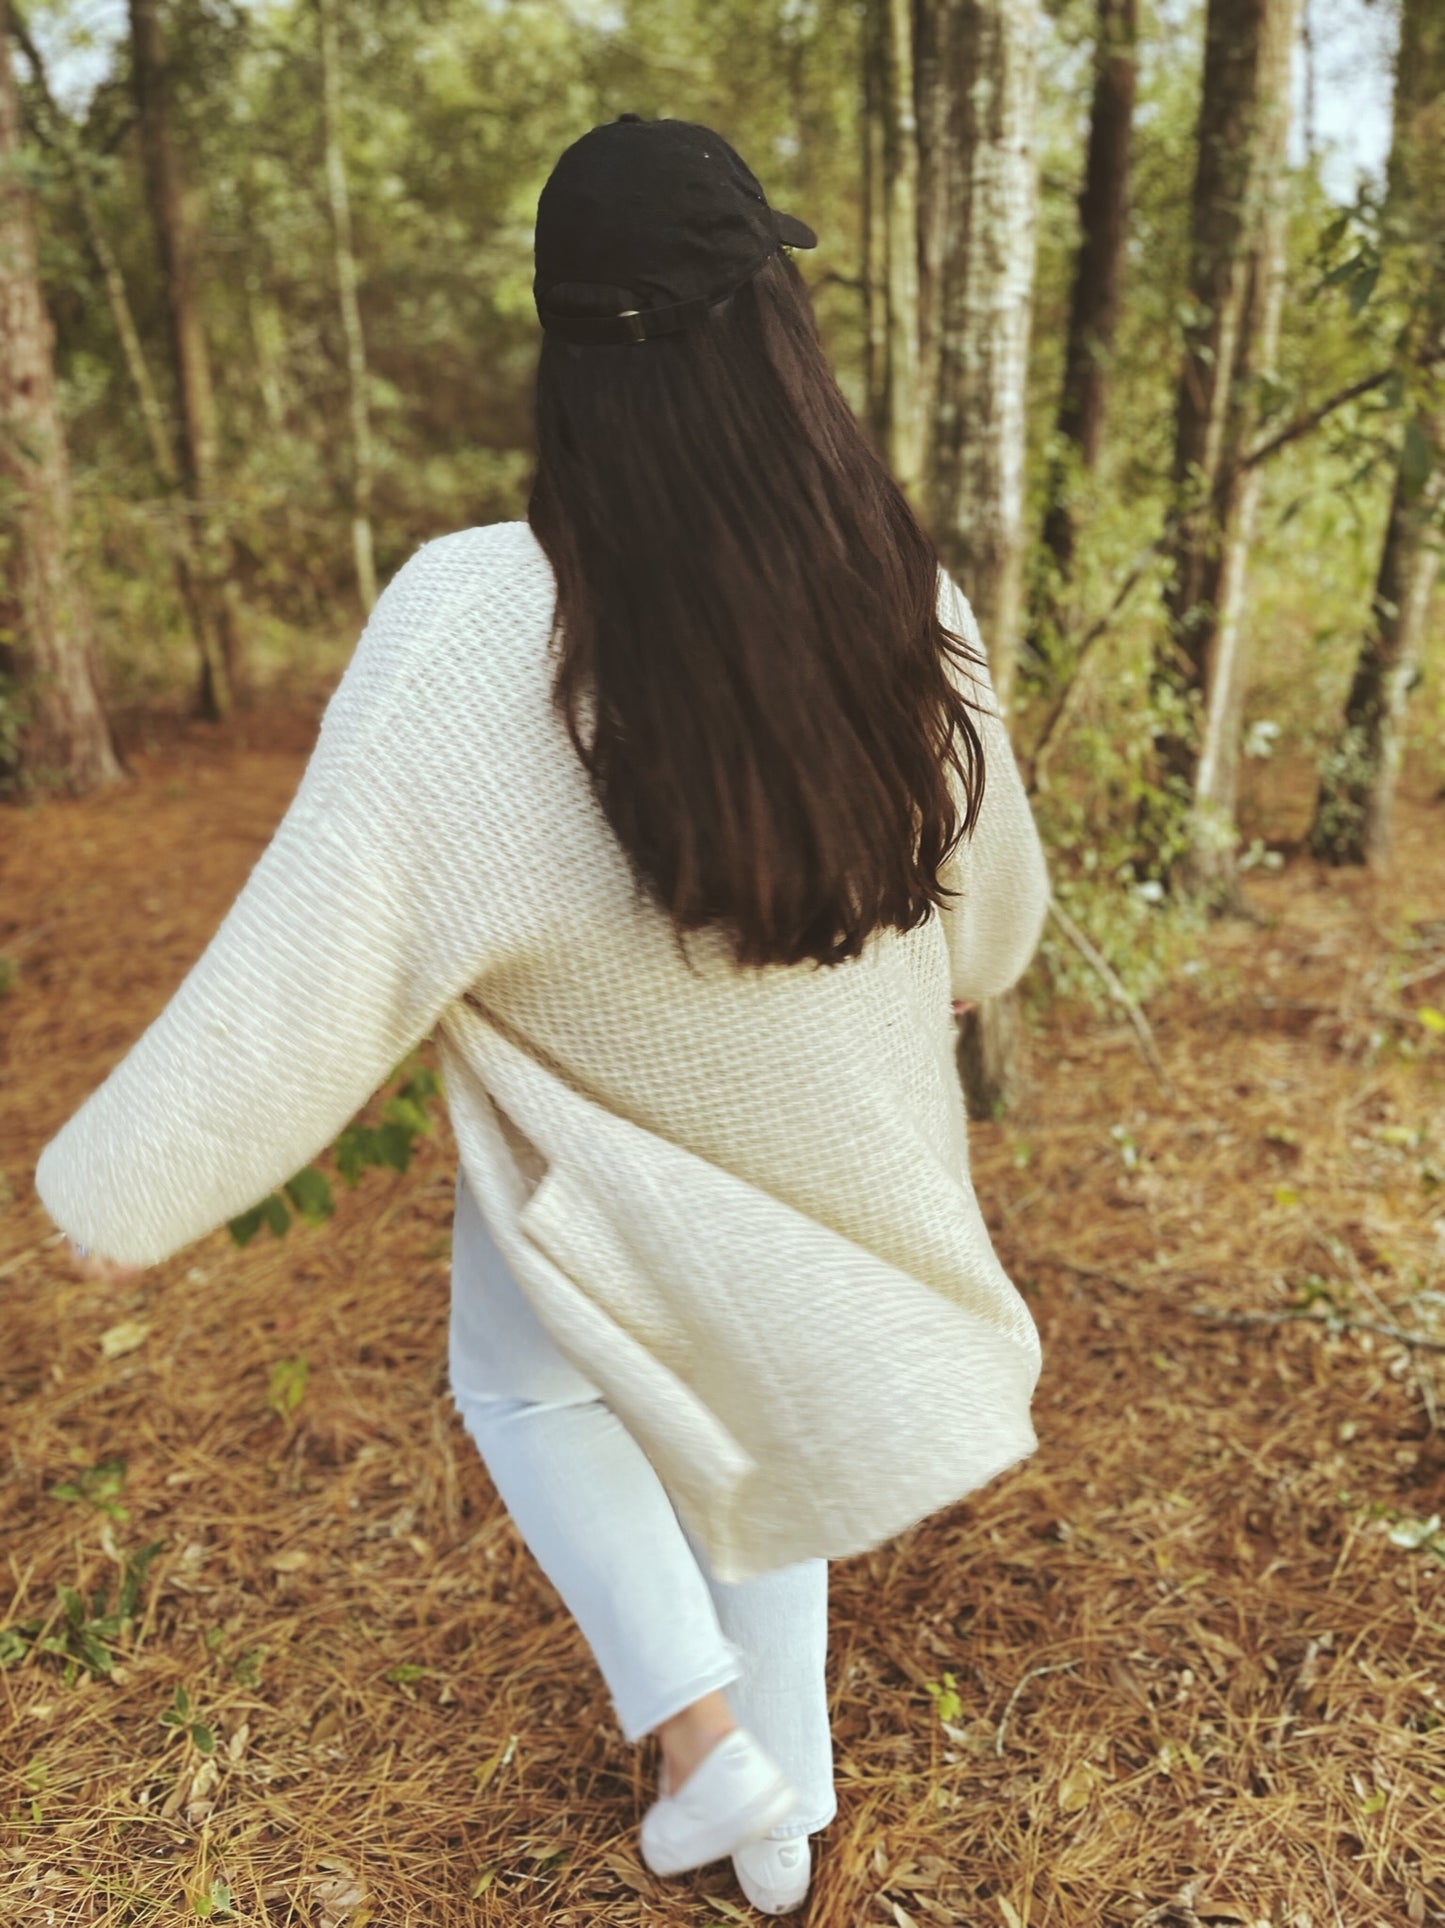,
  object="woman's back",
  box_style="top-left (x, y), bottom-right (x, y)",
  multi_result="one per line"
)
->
top-left (344, 516), bottom-right (1035, 1317)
